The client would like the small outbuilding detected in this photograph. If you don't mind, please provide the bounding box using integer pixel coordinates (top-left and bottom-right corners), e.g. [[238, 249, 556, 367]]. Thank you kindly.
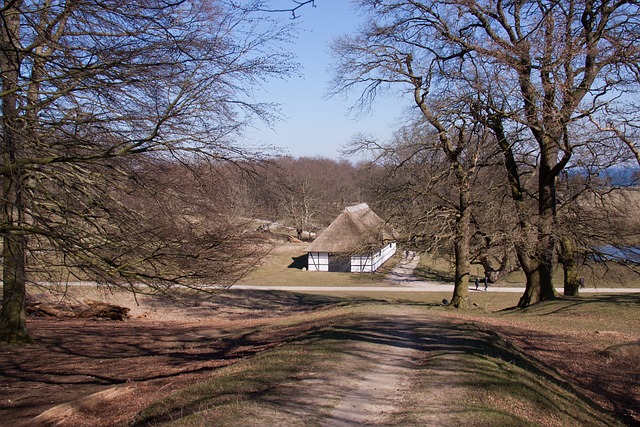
[[305, 203, 396, 273]]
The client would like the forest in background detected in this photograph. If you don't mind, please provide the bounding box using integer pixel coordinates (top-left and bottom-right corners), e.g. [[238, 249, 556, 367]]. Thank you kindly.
[[109, 154, 640, 287]]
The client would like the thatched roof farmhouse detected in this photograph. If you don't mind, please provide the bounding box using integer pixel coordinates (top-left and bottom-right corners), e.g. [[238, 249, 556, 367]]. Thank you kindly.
[[306, 203, 396, 272]]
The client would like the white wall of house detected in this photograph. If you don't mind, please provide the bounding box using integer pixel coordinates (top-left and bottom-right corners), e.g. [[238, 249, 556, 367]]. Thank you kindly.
[[350, 254, 372, 272], [351, 242, 396, 273], [308, 243, 396, 273], [307, 252, 329, 271]]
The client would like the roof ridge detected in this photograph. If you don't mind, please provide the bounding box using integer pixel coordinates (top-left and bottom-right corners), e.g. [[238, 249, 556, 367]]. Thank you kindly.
[[343, 202, 369, 213], [305, 203, 393, 253]]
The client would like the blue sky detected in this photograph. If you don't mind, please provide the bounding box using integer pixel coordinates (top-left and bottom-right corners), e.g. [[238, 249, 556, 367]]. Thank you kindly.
[[246, 1, 410, 160]]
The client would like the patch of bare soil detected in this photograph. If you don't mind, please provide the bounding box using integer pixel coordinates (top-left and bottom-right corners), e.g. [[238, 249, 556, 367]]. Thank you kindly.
[[315, 310, 423, 426], [252, 309, 479, 426], [262, 327, 420, 426], [321, 343, 415, 426]]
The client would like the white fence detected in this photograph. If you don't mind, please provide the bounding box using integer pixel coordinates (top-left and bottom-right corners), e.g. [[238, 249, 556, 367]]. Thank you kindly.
[[350, 242, 396, 273]]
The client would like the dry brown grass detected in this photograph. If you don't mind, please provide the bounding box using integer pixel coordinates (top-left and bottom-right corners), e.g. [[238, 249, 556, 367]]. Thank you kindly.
[[238, 241, 397, 287], [4, 287, 638, 426]]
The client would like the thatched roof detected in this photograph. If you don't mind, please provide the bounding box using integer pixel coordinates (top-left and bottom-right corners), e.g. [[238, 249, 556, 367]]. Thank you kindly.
[[305, 203, 394, 253]]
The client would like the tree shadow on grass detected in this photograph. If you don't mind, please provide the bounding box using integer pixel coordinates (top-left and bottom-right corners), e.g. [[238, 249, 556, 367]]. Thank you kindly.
[[0, 297, 352, 425], [498, 293, 640, 316], [413, 265, 454, 282], [136, 289, 347, 319]]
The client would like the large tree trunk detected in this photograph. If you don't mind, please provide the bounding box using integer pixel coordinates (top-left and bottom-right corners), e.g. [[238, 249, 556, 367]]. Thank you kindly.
[[0, 0, 30, 344], [518, 267, 540, 307], [0, 129, 30, 344], [533, 151, 558, 303], [450, 223, 471, 308], [0, 142, 30, 343], [489, 115, 557, 307], [514, 215, 556, 307], [518, 264, 556, 307], [450, 168, 472, 308], [0, 233, 30, 344], [559, 237, 580, 296], [513, 186, 559, 306], [516, 234, 558, 306], [515, 247, 536, 307]]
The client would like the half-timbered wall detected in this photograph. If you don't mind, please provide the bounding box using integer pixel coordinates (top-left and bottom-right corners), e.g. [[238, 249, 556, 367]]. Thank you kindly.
[[351, 242, 396, 272], [307, 252, 328, 271], [308, 243, 396, 273]]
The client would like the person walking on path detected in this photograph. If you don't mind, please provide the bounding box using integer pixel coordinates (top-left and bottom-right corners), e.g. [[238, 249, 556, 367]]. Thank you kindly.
[[484, 277, 488, 291]]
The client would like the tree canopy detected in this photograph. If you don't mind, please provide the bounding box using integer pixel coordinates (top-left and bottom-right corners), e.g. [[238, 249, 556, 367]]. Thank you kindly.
[[330, 0, 640, 306], [0, 0, 303, 343]]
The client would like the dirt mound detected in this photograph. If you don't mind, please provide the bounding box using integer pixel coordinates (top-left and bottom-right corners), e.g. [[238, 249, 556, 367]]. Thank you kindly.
[[27, 296, 130, 320], [26, 385, 136, 427], [604, 340, 640, 359]]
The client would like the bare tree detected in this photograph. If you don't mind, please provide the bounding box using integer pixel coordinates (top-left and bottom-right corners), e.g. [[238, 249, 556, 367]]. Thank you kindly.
[[273, 157, 362, 238], [0, 0, 302, 343], [331, 0, 640, 306], [286, 173, 317, 240], [351, 112, 490, 308], [556, 166, 640, 292]]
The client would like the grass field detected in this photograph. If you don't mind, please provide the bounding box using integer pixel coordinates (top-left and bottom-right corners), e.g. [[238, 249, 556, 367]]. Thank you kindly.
[[415, 250, 640, 289], [237, 241, 395, 287], [238, 240, 640, 290]]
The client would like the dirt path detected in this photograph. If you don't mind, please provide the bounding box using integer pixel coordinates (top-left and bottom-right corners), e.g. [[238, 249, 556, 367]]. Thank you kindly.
[[258, 307, 465, 426], [385, 251, 422, 284], [318, 311, 422, 425], [289, 257, 477, 425]]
